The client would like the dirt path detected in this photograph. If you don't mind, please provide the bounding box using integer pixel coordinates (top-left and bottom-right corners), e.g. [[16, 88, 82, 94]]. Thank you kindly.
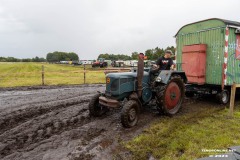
[[0, 84, 230, 160]]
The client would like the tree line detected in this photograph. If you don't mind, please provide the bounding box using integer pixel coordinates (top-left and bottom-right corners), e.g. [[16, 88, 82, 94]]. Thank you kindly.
[[0, 56, 46, 62], [0, 51, 79, 62], [46, 51, 79, 62], [97, 54, 132, 61], [98, 46, 175, 61], [1, 46, 175, 62]]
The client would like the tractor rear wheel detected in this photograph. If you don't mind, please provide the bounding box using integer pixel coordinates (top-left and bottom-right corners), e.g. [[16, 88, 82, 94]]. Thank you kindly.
[[89, 94, 108, 117], [121, 100, 139, 128], [160, 77, 185, 115]]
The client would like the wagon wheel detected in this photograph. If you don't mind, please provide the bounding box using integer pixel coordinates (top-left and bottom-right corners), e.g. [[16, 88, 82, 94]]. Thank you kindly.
[[161, 77, 185, 115], [216, 90, 229, 104]]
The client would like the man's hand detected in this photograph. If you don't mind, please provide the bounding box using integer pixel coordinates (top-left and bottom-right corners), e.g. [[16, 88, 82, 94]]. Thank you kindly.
[[152, 64, 159, 70], [170, 64, 175, 70]]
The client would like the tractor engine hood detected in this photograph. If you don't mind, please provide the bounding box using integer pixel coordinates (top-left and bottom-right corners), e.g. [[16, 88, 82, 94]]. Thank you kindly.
[[105, 71, 149, 99], [107, 72, 148, 78]]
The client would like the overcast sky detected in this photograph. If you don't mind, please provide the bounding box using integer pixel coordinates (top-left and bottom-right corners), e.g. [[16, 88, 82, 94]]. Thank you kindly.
[[0, 0, 239, 60]]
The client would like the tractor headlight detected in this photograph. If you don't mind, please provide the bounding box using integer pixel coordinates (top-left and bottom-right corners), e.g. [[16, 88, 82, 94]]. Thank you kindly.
[[106, 77, 110, 84], [155, 76, 162, 82]]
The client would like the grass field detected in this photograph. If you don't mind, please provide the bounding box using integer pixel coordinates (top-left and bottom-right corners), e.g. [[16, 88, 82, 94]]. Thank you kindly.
[[0, 62, 106, 87], [125, 102, 240, 160]]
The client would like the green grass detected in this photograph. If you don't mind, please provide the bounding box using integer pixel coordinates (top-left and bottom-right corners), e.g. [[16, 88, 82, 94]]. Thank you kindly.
[[125, 103, 240, 160], [0, 62, 106, 87]]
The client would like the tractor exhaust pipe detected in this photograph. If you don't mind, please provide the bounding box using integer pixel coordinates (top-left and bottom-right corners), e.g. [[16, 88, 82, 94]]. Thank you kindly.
[[137, 53, 144, 98]]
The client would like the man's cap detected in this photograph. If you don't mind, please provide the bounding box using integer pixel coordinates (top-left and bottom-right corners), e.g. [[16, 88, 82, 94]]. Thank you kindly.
[[165, 50, 173, 54]]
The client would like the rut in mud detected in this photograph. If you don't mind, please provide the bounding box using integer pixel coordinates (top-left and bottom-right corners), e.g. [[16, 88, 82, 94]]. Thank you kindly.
[[0, 84, 214, 160], [0, 85, 99, 159], [0, 84, 161, 160]]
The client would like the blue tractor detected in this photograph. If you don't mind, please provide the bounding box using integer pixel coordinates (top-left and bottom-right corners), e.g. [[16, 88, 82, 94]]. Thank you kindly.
[[88, 56, 187, 127]]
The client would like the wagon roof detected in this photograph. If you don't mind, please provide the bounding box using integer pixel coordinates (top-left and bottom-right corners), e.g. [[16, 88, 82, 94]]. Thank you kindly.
[[175, 18, 240, 37]]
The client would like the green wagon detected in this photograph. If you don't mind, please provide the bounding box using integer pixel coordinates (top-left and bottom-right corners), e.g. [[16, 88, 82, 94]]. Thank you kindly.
[[175, 18, 240, 104]]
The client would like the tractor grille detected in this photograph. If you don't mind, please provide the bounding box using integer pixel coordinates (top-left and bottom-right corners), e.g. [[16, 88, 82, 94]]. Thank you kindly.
[[110, 78, 135, 92], [110, 79, 119, 91], [105, 91, 112, 97]]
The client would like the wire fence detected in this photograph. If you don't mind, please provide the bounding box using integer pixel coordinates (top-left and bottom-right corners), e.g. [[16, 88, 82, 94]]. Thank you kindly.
[[0, 64, 131, 88]]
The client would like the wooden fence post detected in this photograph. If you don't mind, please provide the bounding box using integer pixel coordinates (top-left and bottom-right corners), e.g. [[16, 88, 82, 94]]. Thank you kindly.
[[229, 83, 236, 117], [84, 64, 86, 84], [42, 65, 45, 85], [229, 83, 240, 117]]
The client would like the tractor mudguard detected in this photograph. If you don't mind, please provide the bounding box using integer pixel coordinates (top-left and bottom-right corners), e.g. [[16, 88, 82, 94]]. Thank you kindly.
[[157, 70, 187, 84]]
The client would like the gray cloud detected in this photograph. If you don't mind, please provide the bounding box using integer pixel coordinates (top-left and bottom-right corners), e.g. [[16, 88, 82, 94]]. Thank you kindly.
[[0, 0, 239, 59]]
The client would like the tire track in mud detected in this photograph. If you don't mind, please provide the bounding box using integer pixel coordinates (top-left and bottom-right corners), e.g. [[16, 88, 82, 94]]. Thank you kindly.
[[0, 85, 107, 160], [0, 95, 111, 159], [0, 84, 201, 160], [0, 101, 121, 160], [0, 94, 95, 135], [67, 109, 153, 160], [0, 93, 90, 112], [0, 102, 94, 159], [67, 98, 200, 160], [0, 90, 97, 115], [0, 97, 196, 159]]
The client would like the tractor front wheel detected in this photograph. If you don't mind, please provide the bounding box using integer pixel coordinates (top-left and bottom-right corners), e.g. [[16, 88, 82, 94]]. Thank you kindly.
[[89, 94, 108, 117], [121, 100, 139, 128]]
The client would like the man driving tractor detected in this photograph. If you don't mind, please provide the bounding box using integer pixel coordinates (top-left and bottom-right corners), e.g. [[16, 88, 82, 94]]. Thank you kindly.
[[89, 50, 186, 128], [150, 50, 174, 81]]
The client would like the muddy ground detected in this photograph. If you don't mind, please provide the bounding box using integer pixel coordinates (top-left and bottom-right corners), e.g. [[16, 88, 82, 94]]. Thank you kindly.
[[0, 84, 228, 160]]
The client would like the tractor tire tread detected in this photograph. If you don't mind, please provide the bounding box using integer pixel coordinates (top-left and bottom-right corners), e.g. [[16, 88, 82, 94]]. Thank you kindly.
[[121, 100, 139, 128], [88, 94, 102, 117], [160, 76, 185, 116]]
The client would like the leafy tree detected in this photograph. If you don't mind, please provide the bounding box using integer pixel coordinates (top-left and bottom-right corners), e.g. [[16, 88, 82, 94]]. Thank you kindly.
[[131, 52, 139, 60], [39, 57, 47, 62], [5, 57, 20, 62], [98, 53, 110, 60], [98, 53, 131, 61], [46, 52, 79, 62], [96, 46, 176, 61], [145, 49, 153, 60], [68, 52, 79, 61], [32, 56, 40, 62], [31, 56, 46, 62], [46, 53, 54, 62], [0, 57, 7, 62], [0, 57, 17, 62], [165, 46, 175, 55], [143, 46, 175, 61], [22, 58, 32, 62]]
